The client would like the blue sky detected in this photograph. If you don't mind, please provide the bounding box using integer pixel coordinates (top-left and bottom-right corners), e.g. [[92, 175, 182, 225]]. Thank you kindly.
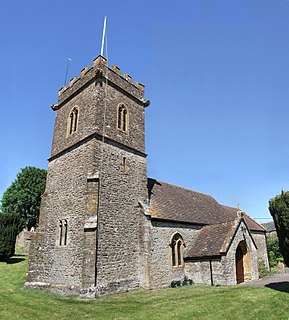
[[1, 0, 289, 222]]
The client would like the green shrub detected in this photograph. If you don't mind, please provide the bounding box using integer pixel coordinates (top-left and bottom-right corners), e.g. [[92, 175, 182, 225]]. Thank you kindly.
[[0, 212, 24, 260], [269, 251, 277, 268], [258, 258, 270, 278], [269, 192, 289, 267], [267, 234, 283, 268]]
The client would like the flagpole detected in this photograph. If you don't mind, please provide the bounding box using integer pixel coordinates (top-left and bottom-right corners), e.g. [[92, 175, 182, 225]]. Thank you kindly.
[[64, 58, 72, 86], [100, 16, 107, 57]]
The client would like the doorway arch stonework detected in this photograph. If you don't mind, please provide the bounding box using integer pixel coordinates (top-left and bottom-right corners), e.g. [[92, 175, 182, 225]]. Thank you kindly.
[[235, 240, 251, 284]]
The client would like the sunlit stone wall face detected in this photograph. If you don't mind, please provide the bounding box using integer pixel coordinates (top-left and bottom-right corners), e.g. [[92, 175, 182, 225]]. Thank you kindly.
[[26, 57, 149, 297]]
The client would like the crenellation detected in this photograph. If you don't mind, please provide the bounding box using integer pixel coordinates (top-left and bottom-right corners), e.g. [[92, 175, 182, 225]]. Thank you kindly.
[[80, 66, 90, 78], [69, 75, 79, 87], [135, 81, 145, 93], [111, 64, 121, 75], [58, 86, 67, 96], [93, 55, 107, 67], [57, 56, 145, 101], [123, 73, 132, 83]]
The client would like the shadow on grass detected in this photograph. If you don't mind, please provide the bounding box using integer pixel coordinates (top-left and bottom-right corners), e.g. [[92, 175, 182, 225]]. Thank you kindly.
[[5, 257, 26, 264], [265, 282, 289, 293]]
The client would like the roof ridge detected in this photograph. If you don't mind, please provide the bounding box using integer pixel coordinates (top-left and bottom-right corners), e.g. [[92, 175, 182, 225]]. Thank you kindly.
[[221, 205, 266, 231], [147, 177, 216, 200]]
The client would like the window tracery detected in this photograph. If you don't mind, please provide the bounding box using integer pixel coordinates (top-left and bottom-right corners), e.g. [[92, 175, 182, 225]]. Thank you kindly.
[[171, 233, 184, 268]]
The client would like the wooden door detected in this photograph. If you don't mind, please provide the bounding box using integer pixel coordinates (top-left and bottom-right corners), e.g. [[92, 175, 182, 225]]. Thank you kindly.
[[236, 246, 244, 284]]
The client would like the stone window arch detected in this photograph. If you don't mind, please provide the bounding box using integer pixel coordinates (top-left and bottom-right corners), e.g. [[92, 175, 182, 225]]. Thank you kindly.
[[117, 104, 128, 132], [170, 233, 185, 268], [67, 107, 79, 136]]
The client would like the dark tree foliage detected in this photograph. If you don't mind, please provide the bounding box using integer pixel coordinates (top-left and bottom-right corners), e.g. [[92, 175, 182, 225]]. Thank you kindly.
[[267, 235, 283, 267], [269, 191, 289, 267], [1, 166, 47, 230], [0, 212, 24, 260]]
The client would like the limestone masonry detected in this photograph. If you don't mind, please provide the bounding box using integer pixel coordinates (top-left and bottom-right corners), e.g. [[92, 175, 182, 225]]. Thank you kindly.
[[25, 55, 269, 297]]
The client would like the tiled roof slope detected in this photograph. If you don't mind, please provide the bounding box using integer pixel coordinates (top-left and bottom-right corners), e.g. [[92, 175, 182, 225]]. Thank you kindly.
[[222, 205, 265, 232], [185, 221, 235, 258], [147, 179, 235, 225], [147, 179, 265, 259], [261, 221, 276, 233], [147, 179, 264, 232]]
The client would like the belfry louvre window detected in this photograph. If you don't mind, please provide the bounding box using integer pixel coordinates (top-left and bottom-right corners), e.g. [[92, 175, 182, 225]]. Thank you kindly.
[[117, 104, 128, 132], [171, 233, 184, 267], [58, 219, 68, 246], [68, 107, 78, 135]]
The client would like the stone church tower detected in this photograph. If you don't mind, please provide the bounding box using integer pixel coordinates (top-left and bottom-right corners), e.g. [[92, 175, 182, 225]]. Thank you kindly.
[[26, 56, 150, 297]]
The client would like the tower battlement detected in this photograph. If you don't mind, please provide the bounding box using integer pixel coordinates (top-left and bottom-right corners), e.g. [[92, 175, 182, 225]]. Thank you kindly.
[[56, 55, 146, 110]]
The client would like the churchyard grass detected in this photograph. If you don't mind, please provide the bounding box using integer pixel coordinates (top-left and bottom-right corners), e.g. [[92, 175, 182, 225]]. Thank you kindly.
[[0, 253, 288, 320]]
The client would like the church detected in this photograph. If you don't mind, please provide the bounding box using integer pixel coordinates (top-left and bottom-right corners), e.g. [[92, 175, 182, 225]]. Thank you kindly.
[[25, 55, 269, 297]]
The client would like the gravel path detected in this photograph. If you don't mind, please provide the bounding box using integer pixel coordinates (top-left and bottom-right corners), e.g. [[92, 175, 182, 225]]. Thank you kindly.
[[241, 273, 289, 290]]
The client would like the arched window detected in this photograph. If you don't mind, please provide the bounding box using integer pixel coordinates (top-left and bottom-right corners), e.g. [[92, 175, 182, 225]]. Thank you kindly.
[[59, 220, 63, 246], [171, 233, 185, 267], [68, 107, 79, 135], [58, 219, 68, 246], [63, 219, 68, 246], [117, 104, 128, 132]]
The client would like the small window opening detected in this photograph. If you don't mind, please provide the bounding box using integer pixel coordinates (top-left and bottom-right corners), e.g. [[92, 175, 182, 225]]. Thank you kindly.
[[73, 110, 78, 132], [123, 109, 127, 132], [118, 106, 122, 129], [69, 113, 74, 135], [117, 104, 128, 132], [122, 156, 128, 172], [59, 221, 63, 246], [177, 240, 182, 266], [172, 238, 176, 266], [63, 219, 68, 246]]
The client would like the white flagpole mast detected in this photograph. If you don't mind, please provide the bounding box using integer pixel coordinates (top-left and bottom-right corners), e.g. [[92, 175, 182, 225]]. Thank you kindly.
[[64, 58, 72, 86], [100, 16, 107, 57]]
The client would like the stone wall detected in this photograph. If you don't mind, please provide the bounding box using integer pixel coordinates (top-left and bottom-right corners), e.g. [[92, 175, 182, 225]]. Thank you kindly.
[[93, 142, 148, 296], [223, 220, 259, 284], [16, 230, 34, 253], [185, 220, 259, 285], [51, 57, 146, 158], [251, 231, 270, 270], [26, 139, 97, 293], [26, 56, 149, 296], [148, 220, 202, 289], [185, 259, 227, 285]]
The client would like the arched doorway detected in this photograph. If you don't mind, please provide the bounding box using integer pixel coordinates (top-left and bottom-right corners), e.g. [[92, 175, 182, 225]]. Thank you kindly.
[[235, 241, 251, 284]]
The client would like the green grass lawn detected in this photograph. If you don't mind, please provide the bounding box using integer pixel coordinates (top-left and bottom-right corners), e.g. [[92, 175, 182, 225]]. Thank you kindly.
[[0, 253, 289, 320]]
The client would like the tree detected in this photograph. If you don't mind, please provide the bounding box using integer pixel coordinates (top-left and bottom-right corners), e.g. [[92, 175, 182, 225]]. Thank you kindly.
[[1, 166, 47, 230], [266, 234, 283, 267], [0, 212, 24, 260], [269, 191, 289, 267]]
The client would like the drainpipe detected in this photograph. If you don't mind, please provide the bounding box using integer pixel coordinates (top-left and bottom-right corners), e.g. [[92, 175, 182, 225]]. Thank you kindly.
[[209, 259, 214, 286]]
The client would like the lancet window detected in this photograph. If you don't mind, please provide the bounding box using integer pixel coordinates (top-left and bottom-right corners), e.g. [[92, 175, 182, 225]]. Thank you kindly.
[[58, 219, 68, 246], [117, 104, 128, 132], [171, 233, 184, 267], [68, 107, 79, 135]]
